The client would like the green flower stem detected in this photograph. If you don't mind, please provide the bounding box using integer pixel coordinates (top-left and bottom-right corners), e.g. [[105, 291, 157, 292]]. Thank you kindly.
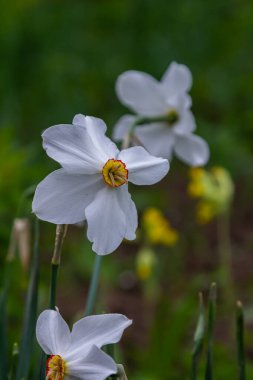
[[217, 211, 234, 309], [49, 224, 68, 309], [39, 225, 67, 380], [191, 292, 205, 380], [205, 283, 216, 380], [133, 114, 170, 126], [49, 264, 59, 309], [84, 254, 103, 316], [16, 217, 40, 380], [236, 301, 246, 380]]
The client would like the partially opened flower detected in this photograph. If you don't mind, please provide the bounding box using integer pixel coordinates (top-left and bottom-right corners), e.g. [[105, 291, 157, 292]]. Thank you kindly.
[[36, 309, 132, 380], [32, 114, 169, 255], [113, 61, 209, 167]]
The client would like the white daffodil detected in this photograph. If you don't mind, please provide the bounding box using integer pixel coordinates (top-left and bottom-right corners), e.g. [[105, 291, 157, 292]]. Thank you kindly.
[[36, 309, 132, 380], [113, 61, 209, 167], [32, 114, 169, 255]]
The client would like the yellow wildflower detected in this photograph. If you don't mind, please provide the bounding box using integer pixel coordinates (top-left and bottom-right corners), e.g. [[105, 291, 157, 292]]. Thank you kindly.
[[136, 247, 156, 281], [188, 166, 234, 223], [196, 201, 216, 224], [142, 208, 178, 246]]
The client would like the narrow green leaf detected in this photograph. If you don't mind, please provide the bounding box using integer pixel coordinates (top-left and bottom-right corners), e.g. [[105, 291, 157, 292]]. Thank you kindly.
[[9, 343, 19, 380], [0, 289, 8, 380], [205, 283, 217, 380], [16, 218, 40, 380], [236, 301, 246, 380], [191, 292, 205, 380], [39, 353, 46, 380]]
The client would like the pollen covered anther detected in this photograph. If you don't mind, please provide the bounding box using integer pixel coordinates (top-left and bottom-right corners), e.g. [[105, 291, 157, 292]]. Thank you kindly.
[[102, 159, 128, 188], [46, 355, 66, 380]]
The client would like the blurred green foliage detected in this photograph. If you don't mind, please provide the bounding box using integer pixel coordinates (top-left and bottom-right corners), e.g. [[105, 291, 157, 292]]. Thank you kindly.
[[1, 0, 253, 379]]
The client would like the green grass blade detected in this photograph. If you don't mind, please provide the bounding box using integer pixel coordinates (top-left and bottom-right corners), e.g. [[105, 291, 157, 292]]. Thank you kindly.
[[9, 343, 19, 380], [205, 283, 217, 380], [236, 301, 246, 380], [0, 289, 8, 380], [39, 353, 46, 380], [16, 218, 40, 380], [191, 292, 205, 380]]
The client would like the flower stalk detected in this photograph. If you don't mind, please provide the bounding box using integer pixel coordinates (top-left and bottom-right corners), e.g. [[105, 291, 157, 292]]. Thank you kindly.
[[49, 224, 68, 309], [236, 301, 246, 380], [205, 283, 216, 380], [84, 254, 103, 316], [51, 224, 68, 265]]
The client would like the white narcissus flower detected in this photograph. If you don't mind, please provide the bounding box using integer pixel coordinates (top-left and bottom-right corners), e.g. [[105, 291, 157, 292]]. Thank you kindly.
[[36, 309, 132, 380], [113, 61, 209, 167], [32, 114, 169, 255]]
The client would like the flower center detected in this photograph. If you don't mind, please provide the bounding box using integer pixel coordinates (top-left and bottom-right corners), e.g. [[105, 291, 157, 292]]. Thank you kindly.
[[102, 159, 128, 187], [46, 355, 66, 380], [167, 109, 179, 125]]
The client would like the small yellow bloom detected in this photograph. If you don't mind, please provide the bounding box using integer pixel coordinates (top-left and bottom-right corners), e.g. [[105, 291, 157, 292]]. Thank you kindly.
[[188, 181, 205, 198], [142, 208, 178, 246], [136, 248, 156, 281], [189, 167, 205, 180], [196, 201, 216, 224], [188, 166, 234, 223]]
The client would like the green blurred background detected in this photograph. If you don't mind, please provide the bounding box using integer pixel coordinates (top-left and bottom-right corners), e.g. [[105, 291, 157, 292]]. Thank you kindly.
[[1, 0, 253, 379]]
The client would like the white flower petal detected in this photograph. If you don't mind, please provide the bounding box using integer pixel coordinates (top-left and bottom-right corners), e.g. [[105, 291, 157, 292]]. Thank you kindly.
[[73, 115, 119, 159], [118, 146, 169, 185], [36, 310, 71, 355], [85, 186, 128, 255], [116, 71, 167, 115], [135, 123, 176, 160], [73, 114, 106, 133], [173, 109, 196, 135], [66, 345, 117, 380], [182, 93, 192, 108], [32, 169, 103, 224], [174, 134, 210, 166], [66, 314, 132, 360], [166, 92, 192, 111], [42, 124, 107, 174], [112, 115, 136, 141], [119, 187, 138, 240], [161, 61, 193, 98]]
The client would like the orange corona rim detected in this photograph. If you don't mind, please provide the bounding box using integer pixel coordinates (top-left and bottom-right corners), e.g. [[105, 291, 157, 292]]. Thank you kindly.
[[102, 159, 128, 188], [46, 355, 66, 380]]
